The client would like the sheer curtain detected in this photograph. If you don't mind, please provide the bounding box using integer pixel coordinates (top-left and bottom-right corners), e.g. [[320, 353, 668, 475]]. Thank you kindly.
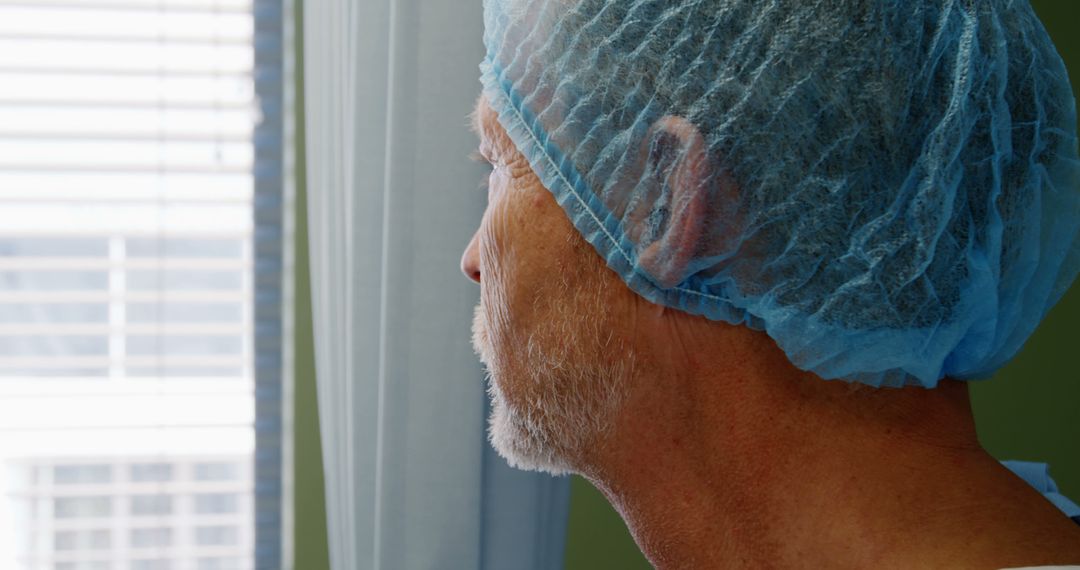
[[302, 1, 571, 568]]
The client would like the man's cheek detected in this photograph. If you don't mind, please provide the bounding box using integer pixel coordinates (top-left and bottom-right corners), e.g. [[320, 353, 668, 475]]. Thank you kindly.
[[477, 216, 516, 332]]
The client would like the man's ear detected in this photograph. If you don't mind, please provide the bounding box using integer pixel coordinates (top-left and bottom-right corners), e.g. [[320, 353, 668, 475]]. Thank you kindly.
[[629, 115, 710, 289]]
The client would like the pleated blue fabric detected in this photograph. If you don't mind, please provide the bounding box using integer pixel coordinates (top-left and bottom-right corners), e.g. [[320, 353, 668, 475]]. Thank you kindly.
[[480, 0, 1080, 387]]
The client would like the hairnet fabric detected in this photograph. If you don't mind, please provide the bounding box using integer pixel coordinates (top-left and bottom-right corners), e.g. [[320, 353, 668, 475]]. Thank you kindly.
[[479, 0, 1080, 387]]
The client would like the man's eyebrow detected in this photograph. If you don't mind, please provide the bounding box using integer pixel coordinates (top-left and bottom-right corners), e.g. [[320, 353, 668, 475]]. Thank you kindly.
[[468, 98, 486, 137], [468, 150, 488, 163]]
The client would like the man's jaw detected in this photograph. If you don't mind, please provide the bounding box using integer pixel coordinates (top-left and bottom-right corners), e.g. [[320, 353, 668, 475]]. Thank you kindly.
[[472, 301, 575, 474]]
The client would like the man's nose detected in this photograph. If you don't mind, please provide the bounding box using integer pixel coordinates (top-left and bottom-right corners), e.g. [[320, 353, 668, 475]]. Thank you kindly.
[[461, 232, 481, 284]]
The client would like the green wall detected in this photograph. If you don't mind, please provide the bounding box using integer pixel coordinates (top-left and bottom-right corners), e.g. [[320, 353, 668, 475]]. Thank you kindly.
[[967, 0, 1080, 500], [292, 2, 1080, 568], [292, 0, 331, 567]]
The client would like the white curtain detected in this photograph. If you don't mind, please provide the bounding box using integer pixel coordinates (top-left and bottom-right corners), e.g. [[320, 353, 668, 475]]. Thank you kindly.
[[302, 1, 571, 568]]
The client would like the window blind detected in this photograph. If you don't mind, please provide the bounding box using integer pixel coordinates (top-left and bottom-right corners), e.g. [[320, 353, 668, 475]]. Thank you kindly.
[[0, 1, 283, 569]]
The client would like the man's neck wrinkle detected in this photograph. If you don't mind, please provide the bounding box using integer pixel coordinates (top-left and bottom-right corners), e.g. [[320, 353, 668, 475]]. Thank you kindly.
[[588, 410, 997, 569], [570, 306, 1080, 568], [577, 317, 1080, 568]]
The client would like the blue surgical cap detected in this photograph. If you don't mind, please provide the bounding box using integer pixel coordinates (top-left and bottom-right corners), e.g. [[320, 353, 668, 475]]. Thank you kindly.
[[479, 0, 1080, 387]]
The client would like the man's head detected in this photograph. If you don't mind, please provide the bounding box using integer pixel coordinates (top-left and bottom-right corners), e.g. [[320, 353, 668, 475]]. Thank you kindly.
[[464, 98, 641, 474], [475, 0, 1080, 389], [465, 0, 1080, 473], [465, 97, 761, 475]]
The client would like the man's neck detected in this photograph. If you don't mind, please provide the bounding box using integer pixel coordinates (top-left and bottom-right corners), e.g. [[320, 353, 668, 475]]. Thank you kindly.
[[577, 333, 1080, 569]]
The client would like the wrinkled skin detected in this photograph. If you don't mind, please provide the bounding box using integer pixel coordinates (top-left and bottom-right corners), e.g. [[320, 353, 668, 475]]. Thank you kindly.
[[463, 97, 639, 475]]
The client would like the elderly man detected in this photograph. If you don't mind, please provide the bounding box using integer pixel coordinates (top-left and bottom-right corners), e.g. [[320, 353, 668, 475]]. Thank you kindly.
[[461, 1, 1080, 568]]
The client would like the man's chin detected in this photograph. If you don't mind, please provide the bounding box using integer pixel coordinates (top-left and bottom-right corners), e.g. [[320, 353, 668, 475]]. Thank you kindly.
[[472, 303, 570, 473], [486, 393, 575, 476], [470, 295, 632, 477]]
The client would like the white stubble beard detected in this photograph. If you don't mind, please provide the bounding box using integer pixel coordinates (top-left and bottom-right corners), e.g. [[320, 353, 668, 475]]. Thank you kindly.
[[471, 280, 636, 476]]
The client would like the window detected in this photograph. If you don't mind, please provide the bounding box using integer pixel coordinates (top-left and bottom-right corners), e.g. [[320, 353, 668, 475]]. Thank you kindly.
[[54, 497, 112, 519], [130, 527, 173, 548], [53, 529, 110, 551], [130, 463, 173, 483], [127, 303, 243, 325], [53, 562, 109, 570], [0, 1, 286, 568], [194, 526, 239, 547], [130, 561, 171, 570], [196, 558, 241, 570], [130, 495, 173, 517], [192, 462, 239, 482], [194, 493, 240, 515], [54, 465, 111, 485]]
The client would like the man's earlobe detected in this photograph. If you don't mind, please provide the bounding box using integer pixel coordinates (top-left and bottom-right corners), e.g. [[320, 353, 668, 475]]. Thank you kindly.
[[630, 115, 710, 289]]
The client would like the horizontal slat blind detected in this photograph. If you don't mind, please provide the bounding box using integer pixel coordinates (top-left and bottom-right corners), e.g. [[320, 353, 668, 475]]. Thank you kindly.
[[0, 2, 262, 569]]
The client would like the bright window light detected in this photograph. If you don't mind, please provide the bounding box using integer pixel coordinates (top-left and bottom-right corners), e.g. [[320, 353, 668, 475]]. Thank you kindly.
[[0, 2, 259, 569]]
